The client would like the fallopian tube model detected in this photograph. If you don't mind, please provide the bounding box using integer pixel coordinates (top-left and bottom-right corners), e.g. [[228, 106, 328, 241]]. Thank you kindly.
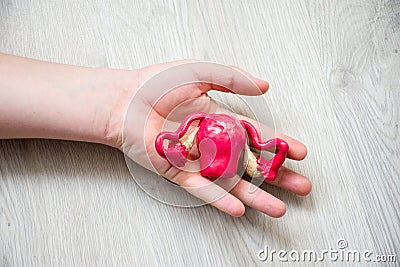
[[155, 112, 289, 181]]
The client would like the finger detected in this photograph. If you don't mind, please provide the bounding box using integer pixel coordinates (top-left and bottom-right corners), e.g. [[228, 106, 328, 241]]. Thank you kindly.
[[217, 176, 286, 218], [139, 59, 200, 82], [228, 65, 270, 94], [194, 64, 269, 96], [170, 171, 245, 217], [139, 59, 269, 95], [140, 60, 269, 96], [266, 166, 312, 196]]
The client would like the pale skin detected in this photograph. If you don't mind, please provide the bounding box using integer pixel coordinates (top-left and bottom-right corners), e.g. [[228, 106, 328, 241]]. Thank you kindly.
[[0, 53, 312, 217]]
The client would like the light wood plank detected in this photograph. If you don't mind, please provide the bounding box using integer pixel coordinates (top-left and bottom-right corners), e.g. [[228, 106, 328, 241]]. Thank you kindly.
[[0, 0, 398, 266]]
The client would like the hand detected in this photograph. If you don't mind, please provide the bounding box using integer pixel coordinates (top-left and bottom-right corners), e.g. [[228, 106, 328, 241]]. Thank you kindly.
[[0, 54, 311, 218], [108, 60, 312, 217]]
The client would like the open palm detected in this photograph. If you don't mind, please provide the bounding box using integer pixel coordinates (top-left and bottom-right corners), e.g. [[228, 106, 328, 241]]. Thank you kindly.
[[121, 60, 311, 217]]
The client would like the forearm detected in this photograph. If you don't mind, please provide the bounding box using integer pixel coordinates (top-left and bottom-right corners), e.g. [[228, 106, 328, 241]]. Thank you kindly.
[[0, 53, 135, 147]]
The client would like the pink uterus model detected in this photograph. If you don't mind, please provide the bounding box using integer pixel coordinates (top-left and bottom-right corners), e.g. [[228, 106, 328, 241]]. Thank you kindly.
[[155, 112, 289, 181]]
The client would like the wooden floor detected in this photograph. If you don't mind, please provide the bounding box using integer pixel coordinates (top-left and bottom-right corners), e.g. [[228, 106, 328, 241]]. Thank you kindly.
[[1, 0, 399, 266]]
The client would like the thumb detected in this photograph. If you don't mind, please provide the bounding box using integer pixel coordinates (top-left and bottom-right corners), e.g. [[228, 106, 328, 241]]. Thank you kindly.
[[135, 61, 270, 107], [192, 62, 270, 96]]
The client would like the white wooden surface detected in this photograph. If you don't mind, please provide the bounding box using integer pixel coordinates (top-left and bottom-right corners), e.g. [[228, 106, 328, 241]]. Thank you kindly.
[[0, 0, 399, 266]]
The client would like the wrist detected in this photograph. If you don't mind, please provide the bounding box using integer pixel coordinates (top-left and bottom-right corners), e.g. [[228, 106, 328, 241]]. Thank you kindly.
[[94, 68, 138, 149], [0, 54, 139, 148]]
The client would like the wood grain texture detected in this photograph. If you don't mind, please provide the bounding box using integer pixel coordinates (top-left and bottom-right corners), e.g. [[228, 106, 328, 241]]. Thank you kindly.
[[0, 0, 399, 266]]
